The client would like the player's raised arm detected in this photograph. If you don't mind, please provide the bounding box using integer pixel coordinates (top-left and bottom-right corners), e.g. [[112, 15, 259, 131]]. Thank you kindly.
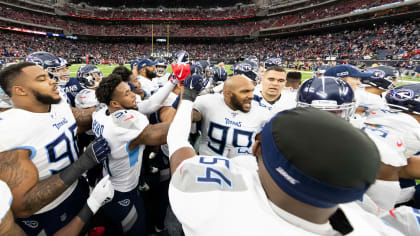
[[168, 75, 208, 174], [0, 137, 110, 218]]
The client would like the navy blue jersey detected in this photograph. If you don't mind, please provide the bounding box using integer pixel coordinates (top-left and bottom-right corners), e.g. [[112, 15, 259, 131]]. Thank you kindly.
[[61, 77, 83, 107]]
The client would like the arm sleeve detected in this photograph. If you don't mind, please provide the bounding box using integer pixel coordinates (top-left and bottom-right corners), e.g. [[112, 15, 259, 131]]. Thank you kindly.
[[168, 100, 194, 158], [137, 81, 176, 115], [192, 94, 207, 115]]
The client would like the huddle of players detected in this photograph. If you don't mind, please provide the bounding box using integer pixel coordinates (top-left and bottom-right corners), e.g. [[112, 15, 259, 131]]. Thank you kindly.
[[0, 49, 418, 236]]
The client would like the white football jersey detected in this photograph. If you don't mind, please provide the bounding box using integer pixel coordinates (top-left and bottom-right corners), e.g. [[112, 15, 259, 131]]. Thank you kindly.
[[75, 89, 99, 109], [350, 114, 407, 167], [361, 109, 420, 158], [138, 75, 159, 99], [0, 101, 79, 213], [92, 107, 149, 192], [152, 73, 171, 88], [355, 89, 388, 110], [169, 155, 403, 236], [253, 88, 297, 113], [0, 180, 12, 224], [193, 93, 271, 158]]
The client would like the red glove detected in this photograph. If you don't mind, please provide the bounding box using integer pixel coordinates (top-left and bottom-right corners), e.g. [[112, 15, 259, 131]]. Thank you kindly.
[[171, 64, 191, 83]]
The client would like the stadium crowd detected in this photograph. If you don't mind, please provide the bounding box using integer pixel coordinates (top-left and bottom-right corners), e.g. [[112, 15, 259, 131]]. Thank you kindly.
[[0, 0, 402, 37], [0, 45, 420, 236], [0, 20, 418, 61]]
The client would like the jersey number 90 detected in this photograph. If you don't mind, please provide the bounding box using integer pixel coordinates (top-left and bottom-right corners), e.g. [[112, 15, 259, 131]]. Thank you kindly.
[[207, 122, 254, 156]]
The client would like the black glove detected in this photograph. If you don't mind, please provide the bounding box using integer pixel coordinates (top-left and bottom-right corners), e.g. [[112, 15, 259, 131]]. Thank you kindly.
[[182, 74, 208, 102], [60, 136, 111, 186]]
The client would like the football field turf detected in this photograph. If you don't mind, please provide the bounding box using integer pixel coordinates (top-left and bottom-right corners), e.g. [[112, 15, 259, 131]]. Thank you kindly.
[[69, 64, 417, 85]]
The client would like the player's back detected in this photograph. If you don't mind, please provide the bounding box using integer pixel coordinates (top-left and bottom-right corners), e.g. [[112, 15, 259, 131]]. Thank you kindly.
[[0, 102, 79, 213], [169, 155, 402, 236], [194, 93, 270, 158]]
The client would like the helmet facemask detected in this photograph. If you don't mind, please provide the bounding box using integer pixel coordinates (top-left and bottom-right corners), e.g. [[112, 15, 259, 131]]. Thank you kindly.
[[297, 100, 356, 120]]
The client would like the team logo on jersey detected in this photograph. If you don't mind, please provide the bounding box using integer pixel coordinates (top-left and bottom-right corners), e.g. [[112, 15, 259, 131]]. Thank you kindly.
[[397, 140, 403, 148], [60, 213, 67, 222], [124, 115, 134, 121], [22, 220, 39, 228], [118, 199, 130, 207], [230, 112, 238, 118], [392, 89, 414, 102]]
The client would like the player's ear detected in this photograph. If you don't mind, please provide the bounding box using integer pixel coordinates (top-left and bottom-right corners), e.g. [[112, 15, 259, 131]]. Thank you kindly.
[[109, 100, 120, 109], [13, 85, 27, 96]]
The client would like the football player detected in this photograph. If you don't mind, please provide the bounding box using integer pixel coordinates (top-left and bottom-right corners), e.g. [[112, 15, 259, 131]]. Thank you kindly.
[[253, 66, 296, 113], [0, 175, 114, 236], [192, 75, 271, 158], [26, 52, 83, 107], [153, 57, 171, 87], [285, 71, 302, 90], [165, 75, 402, 235], [296, 76, 420, 235], [75, 64, 103, 109], [132, 58, 158, 99], [92, 73, 181, 235], [0, 62, 110, 235], [324, 64, 389, 112]]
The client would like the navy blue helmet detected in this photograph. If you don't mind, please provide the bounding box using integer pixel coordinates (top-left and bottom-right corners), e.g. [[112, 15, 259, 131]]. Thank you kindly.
[[264, 57, 281, 69], [246, 55, 259, 65], [190, 64, 204, 76], [174, 50, 189, 64], [155, 57, 168, 77], [297, 76, 356, 120], [26, 51, 66, 84], [385, 83, 420, 115], [213, 67, 228, 83], [363, 66, 397, 90], [234, 62, 258, 82], [77, 64, 103, 88]]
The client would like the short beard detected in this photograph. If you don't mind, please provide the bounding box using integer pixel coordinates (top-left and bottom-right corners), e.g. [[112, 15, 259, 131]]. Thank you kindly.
[[230, 93, 249, 113], [146, 70, 157, 79], [32, 90, 61, 105]]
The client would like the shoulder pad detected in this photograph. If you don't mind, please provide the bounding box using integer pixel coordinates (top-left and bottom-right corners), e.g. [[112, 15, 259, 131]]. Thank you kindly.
[[75, 89, 98, 108], [112, 109, 146, 130]]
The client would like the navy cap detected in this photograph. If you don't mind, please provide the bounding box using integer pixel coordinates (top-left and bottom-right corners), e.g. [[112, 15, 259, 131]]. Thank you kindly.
[[136, 58, 157, 70], [324, 64, 374, 78]]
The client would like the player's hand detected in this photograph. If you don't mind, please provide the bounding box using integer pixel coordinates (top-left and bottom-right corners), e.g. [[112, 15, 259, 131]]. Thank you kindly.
[[169, 74, 179, 85], [183, 74, 208, 102], [88, 136, 111, 164], [171, 64, 191, 83], [87, 175, 114, 213], [132, 63, 139, 77]]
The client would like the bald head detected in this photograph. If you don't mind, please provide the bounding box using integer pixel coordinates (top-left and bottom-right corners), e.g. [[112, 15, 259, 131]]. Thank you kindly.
[[223, 75, 254, 113], [223, 75, 253, 94]]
